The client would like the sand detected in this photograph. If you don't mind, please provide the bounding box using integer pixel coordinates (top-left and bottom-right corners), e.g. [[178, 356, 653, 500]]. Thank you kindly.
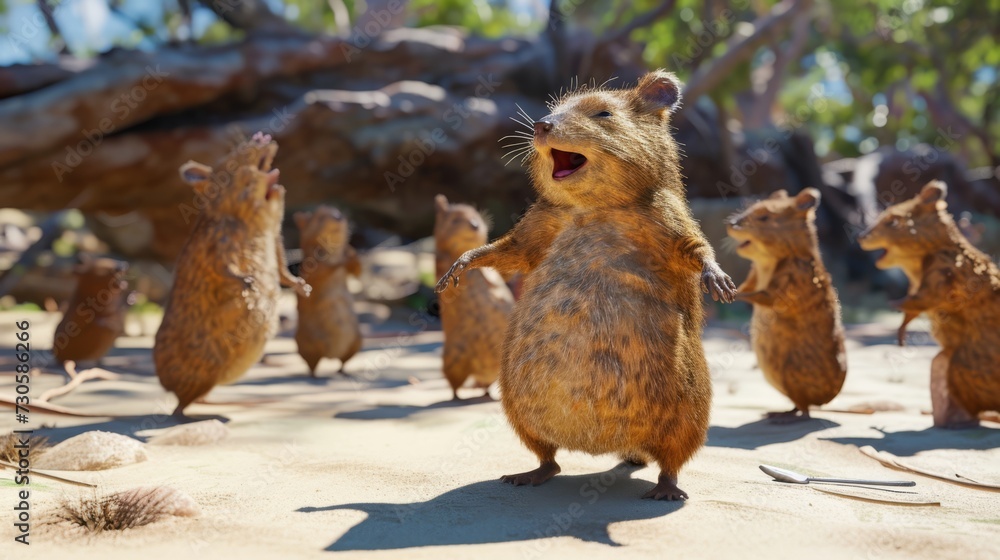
[[1, 302, 998, 560]]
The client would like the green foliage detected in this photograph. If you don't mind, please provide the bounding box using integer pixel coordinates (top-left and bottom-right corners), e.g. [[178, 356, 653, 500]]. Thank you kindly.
[[407, 0, 537, 37], [4, 302, 41, 312], [622, 0, 998, 164], [282, 0, 353, 33], [128, 297, 163, 316], [808, 0, 999, 162], [197, 20, 245, 44]]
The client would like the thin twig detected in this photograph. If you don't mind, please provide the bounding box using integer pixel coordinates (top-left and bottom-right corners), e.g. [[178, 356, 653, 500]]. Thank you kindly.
[[0, 460, 97, 488]]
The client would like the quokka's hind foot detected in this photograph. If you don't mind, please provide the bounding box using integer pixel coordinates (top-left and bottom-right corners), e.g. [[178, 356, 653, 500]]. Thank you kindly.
[[501, 461, 561, 486], [642, 473, 688, 501], [303, 357, 320, 377], [336, 360, 354, 376], [766, 407, 810, 424]]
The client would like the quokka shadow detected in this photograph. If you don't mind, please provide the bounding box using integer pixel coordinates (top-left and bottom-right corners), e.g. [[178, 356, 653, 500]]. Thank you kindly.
[[707, 417, 840, 450], [334, 394, 495, 421], [298, 464, 681, 551], [825, 425, 1000, 457]]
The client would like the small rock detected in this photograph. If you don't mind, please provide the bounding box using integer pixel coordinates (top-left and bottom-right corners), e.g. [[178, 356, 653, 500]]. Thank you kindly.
[[35, 431, 147, 471], [147, 420, 229, 446]]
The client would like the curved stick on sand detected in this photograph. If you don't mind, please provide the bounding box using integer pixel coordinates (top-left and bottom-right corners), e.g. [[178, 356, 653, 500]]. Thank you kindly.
[[859, 445, 1000, 492], [0, 460, 97, 488], [37, 362, 121, 403], [0, 396, 108, 417]]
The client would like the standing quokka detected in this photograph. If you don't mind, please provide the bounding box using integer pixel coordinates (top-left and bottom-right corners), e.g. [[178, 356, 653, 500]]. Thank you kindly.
[[434, 194, 514, 400], [437, 70, 737, 500], [726, 189, 847, 422], [859, 181, 1000, 428], [293, 206, 362, 376], [154, 132, 310, 417], [52, 257, 133, 365]]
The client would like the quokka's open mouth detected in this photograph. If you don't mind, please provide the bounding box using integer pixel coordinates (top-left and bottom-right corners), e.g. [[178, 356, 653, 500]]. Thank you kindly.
[[551, 148, 587, 179]]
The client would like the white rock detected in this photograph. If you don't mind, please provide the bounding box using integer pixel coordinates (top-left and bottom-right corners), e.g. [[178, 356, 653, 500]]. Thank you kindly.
[[147, 420, 229, 446], [35, 431, 147, 471]]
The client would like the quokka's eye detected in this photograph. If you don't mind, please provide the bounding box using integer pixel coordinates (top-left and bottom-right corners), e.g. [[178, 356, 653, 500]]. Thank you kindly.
[[757, 214, 770, 222], [594, 111, 612, 118]]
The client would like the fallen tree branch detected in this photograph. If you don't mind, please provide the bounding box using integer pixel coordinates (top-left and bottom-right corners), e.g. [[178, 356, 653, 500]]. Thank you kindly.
[[0, 35, 354, 168]]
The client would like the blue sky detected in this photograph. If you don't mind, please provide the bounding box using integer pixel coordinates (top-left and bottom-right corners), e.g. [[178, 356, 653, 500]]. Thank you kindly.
[[0, 0, 254, 65], [0, 0, 540, 65]]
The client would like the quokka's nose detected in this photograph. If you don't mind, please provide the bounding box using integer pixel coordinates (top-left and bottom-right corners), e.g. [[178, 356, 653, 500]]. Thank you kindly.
[[534, 121, 553, 136]]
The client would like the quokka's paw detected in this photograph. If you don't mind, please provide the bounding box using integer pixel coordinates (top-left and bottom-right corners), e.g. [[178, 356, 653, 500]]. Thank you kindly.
[[702, 262, 737, 303], [435, 257, 470, 293], [292, 278, 312, 297]]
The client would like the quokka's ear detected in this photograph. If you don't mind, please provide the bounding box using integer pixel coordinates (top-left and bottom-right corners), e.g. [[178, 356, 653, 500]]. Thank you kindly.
[[179, 161, 215, 198], [630, 70, 683, 115], [769, 189, 789, 200], [434, 194, 449, 214], [794, 188, 821, 211], [918, 180, 947, 204], [293, 211, 311, 230]]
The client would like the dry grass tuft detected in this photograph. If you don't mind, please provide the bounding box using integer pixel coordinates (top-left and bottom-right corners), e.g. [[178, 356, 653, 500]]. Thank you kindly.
[[49, 487, 175, 533], [0, 432, 49, 463]]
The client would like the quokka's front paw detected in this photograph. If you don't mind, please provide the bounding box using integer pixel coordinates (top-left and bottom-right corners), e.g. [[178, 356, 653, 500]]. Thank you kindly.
[[435, 257, 470, 293], [293, 278, 312, 297], [702, 262, 737, 303]]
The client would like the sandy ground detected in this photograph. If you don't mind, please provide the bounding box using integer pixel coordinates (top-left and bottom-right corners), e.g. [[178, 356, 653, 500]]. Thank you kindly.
[[1, 300, 999, 560]]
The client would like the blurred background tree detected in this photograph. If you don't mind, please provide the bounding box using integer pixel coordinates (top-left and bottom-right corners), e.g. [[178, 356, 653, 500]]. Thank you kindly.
[[2, 0, 993, 165]]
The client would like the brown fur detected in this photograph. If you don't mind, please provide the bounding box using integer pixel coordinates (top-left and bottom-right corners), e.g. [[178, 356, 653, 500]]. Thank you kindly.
[[436, 70, 736, 499], [859, 181, 1000, 426], [52, 258, 131, 364], [727, 189, 847, 420], [154, 133, 310, 416], [434, 195, 513, 399], [293, 206, 362, 376]]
